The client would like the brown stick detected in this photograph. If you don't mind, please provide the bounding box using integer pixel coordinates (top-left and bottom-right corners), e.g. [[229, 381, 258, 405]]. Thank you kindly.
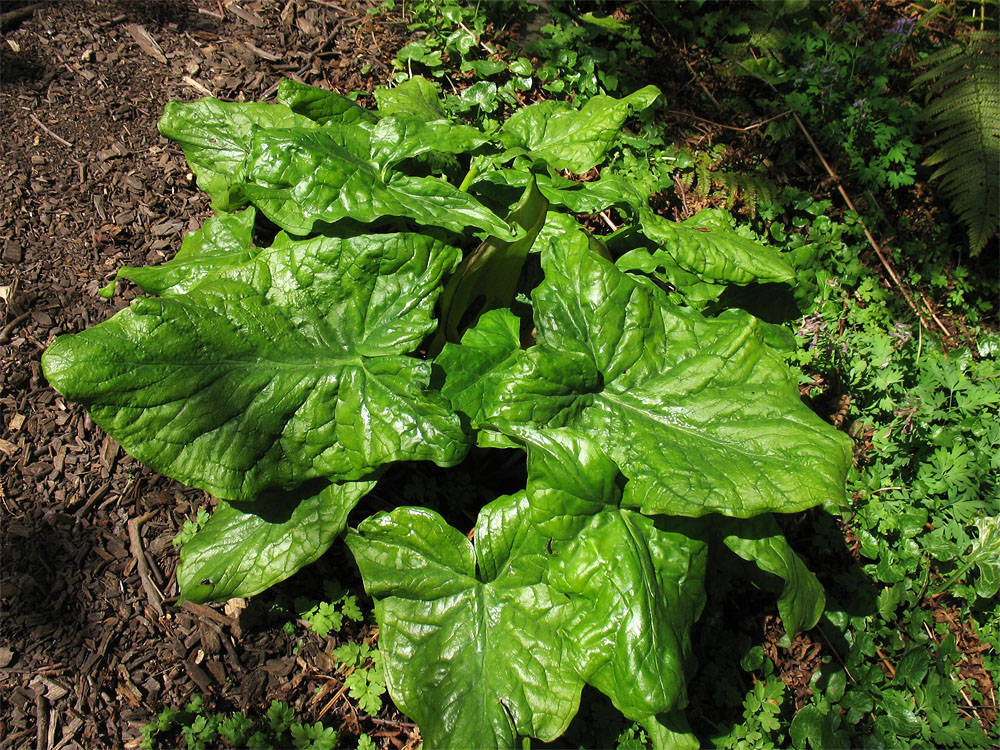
[[0, 311, 30, 345], [0, 1, 50, 30], [34, 690, 49, 750], [788, 112, 937, 333], [29, 114, 73, 148], [673, 174, 691, 218], [669, 109, 793, 133], [128, 510, 164, 617], [921, 294, 953, 338], [181, 600, 237, 629]]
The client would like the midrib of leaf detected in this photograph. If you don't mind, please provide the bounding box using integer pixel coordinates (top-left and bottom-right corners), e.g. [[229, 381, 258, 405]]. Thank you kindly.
[[70, 351, 365, 371], [596, 389, 761, 459]]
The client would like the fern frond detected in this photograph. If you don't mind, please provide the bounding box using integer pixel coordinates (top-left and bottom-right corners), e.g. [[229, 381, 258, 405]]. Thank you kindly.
[[713, 170, 780, 217], [914, 31, 1000, 254]]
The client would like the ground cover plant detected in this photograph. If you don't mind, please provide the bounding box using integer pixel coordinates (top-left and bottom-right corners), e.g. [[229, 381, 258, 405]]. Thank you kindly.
[[40, 68, 856, 747], [356, 1, 1000, 747]]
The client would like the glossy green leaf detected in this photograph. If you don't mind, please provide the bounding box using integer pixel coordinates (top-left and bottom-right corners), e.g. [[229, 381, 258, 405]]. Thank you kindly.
[[241, 128, 513, 238], [970, 516, 1000, 598], [500, 86, 661, 173], [158, 98, 318, 210], [475, 169, 644, 214], [720, 514, 825, 646], [178, 479, 375, 603], [950, 516, 1000, 598], [486, 234, 851, 517], [369, 116, 489, 172], [616, 245, 728, 305], [43, 231, 468, 500], [530, 210, 612, 260], [374, 76, 446, 121], [638, 208, 794, 286], [436, 308, 524, 445], [347, 502, 582, 749], [100, 208, 258, 299], [276, 78, 377, 126], [515, 427, 707, 721]]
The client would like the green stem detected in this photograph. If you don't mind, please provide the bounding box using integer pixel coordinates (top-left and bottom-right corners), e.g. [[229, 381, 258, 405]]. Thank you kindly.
[[458, 156, 482, 193], [933, 557, 977, 596]]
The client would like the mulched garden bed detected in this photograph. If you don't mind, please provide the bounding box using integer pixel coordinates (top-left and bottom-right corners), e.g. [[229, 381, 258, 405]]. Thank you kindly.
[[0, 2, 416, 747], [6, 2, 990, 748]]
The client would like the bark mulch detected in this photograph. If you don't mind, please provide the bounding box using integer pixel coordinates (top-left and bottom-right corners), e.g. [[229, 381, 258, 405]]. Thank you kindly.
[[0, 2, 416, 747]]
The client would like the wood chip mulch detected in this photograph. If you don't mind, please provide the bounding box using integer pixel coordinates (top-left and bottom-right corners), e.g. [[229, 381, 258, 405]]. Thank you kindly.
[[0, 1, 415, 747]]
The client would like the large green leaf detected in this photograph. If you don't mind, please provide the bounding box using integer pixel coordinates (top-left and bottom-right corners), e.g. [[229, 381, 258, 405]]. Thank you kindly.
[[43, 231, 468, 500], [436, 308, 525, 439], [158, 99, 318, 210], [719, 514, 825, 646], [530, 209, 612, 260], [515, 427, 707, 723], [100, 208, 258, 299], [347, 501, 582, 749], [500, 86, 661, 173], [369, 116, 489, 173], [276, 78, 377, 126], [476, 169, 644, 214], [637, 208, 794, 286], [178, 479, 376, 603], [374, 75, 446, 121], [240, 128, 514, 238], [485, 235, 851, 518]]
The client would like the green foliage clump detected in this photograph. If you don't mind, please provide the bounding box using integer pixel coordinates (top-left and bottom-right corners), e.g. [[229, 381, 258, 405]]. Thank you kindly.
[[43, 69, 850, 747], [139, 696, 342, 750]]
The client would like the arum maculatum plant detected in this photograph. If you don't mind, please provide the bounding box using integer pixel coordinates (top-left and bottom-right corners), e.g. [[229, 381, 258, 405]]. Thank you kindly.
[[43, 76, 851, 748]]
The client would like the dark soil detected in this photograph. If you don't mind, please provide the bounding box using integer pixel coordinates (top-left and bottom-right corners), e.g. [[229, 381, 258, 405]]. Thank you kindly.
[[0, 2, 417, 747]]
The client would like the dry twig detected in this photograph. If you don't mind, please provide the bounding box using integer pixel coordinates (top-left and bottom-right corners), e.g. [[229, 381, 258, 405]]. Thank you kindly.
[[669, 109, 792, 133], [128, 510, 164, 617], [29, 114, 73, 148], [788, 112, 944, 336], [0, 311, 30, 345]]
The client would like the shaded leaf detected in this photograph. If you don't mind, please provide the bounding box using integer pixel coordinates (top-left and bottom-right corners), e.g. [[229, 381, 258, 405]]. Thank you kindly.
[[178, 479, 375, 602], [720, 514, 825, 646], [435, 175, 548, 347]]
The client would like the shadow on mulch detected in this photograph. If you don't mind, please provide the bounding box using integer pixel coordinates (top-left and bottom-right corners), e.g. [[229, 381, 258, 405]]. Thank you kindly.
[[0, 43, 47, 84], [2, 515, 107, 657]]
